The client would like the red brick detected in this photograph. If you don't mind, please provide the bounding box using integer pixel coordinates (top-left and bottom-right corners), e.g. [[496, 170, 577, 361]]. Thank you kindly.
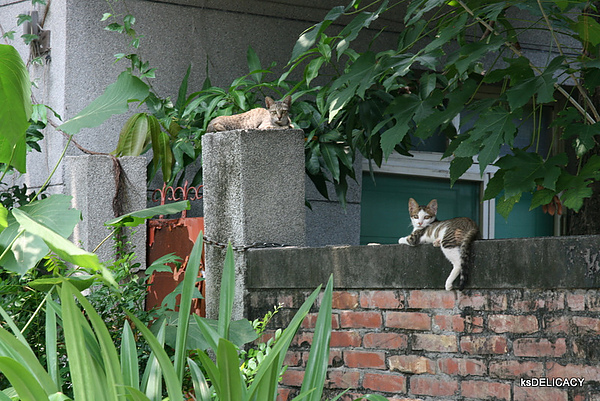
[[292, 332, 313, 347], [462, 380, 511, 400], [437, 357, 487, 376], [433, 314, 483, 333], [547, 362, 600, 381], [459, 292, 508, 311], [413, 334, 458, 352], [385, 312, 431, 330], [344, 350, 386, 369], [329, 349, 343, 367], [460, 336, 508, 355], [512, 291, 565, 311], [283, 351, 302, 367], [326, 369, 360, 389], [573, 316, 600, 334], [360, 290, 404, 309], [340, 311, 383, 329], [544, 316, 571, 334], [363, 372, 406, 394], [410, 375, 458, 397], [330, 331, 362, 347], [301, 312, 340, 329], [277, 387, 292, 401], [567, 292, 586, 311], [490, 360, 544, 379], [514, 386, 568, 401], [281, 368, 304, 387], [513, 338, 566, 357], [363, 332, 408, 350], [488, 314, 538, 334], [408, 290, 455, 309], [389, 355, 435, 374], [332, 291, 359, 309]]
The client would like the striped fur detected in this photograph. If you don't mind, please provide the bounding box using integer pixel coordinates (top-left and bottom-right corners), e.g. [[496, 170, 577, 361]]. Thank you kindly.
[[399, 198, 479, 290]]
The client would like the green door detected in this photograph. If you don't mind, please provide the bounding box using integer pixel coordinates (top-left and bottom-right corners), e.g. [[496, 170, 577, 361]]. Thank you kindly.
[[360, 173, 481, 244]]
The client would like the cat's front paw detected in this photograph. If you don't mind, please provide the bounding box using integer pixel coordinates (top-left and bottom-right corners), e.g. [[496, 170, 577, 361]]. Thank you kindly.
[[398, 237, 409, 245], [445, 281, 453, 291]]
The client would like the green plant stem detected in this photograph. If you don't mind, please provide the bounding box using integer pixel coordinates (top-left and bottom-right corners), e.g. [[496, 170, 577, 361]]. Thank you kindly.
[[30, 133, 73, 204], [21, 289, 53, 334], [92, 227, 117, 254]]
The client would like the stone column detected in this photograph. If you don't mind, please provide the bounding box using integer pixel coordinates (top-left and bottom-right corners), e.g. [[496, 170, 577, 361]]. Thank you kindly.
[[202, 129, 306, 320], [64, 155, 147, 269]]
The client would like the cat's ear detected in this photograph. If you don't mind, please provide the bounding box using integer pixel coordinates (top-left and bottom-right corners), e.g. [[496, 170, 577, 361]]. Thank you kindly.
[[427, 199, 438, 215], [283, 95, 292, 107], [265, 96, 274, 108], [408, 198, 419, 214]]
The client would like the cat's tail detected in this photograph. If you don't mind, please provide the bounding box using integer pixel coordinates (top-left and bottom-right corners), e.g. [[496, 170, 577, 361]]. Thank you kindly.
[[458, 227, 480, 290]]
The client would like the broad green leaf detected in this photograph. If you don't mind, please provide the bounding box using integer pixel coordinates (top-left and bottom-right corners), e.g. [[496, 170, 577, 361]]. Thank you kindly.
[[571, 14, 600, 46], [11, 208, 116, 287], [563, 122, 600, 158], [0, 204, 7, 232], [247, 46, 262, 83], [424, 13, 467, 53], [530, 188, 556, 210], [496, 193, 521, 220], [484, 56, 535, 84], [28, 276, 95, 291], [483, 170, 505, 200], [0, 195, 81, 276], [498, 151, 567, 197], [0, 44, 31, 173], [0, 357, 50, 401], [105, 200, 190, 227], [175, 65, 192, 113], [45, 299, 60, 389], [58, 71, 149, 135], [336, 1, 388, 57], [320, 143, 341, 182]]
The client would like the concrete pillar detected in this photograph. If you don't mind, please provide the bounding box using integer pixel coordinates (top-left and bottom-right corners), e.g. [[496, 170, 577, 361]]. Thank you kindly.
[[64, 155, 147, 269], [202, 129, 306, 320]]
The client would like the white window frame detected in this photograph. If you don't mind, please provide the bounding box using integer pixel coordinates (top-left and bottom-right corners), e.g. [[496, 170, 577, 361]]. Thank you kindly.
[[362, 151, 498, 239]]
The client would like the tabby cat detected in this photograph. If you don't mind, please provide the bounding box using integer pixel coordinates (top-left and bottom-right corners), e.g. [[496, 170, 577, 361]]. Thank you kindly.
[[206, 96, 292, 132], [398, 198, 479, 291]]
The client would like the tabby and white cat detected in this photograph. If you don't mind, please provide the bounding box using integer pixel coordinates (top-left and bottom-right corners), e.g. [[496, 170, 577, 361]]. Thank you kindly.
[[398, 198, 479, 291], [206, 96, 292, 132]]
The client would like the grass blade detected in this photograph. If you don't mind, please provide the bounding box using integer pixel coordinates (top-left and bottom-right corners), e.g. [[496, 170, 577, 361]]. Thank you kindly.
[[121, 321, 139, 390], [0, 356, 49, 401], [300, 275, 333, 401], [45, 295, 60, 388], [193, 314, 219, 352], [174, 231, 203, 380], [0, 304, 29, 346], [187, 357, 212, 401], [218, 244, 235, 340], [126, 312, 184, 401], [141, 320, 165, 401], [195, 351, 221, 396], [217, 338, 244, 401], [247, 284, 322, 400]]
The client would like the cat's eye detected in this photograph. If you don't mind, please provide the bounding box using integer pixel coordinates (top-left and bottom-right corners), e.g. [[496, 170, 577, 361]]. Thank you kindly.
[[424, 215, 431, 219], [411, 215, 418, 219]]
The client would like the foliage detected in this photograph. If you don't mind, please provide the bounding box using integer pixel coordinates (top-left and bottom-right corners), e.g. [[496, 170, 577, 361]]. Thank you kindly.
[[283, 0, 600, 217]]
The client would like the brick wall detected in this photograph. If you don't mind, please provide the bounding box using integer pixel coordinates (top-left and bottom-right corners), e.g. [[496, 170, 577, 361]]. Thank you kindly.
[[251, 288, 600, 400], [245, 236, 600, 400]]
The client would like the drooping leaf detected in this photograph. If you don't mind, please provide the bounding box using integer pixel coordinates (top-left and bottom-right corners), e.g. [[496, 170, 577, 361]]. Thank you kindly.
[[0, 195, 81, 276], [112, 113, 154, 156], [58, 71, 149, 135], [0, 44, 32, 173], [105, 200, 190, 227]]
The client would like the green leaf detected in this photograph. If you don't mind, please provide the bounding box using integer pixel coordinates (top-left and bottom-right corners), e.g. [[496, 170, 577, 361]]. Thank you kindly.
[[121, 322, 139, 391], [0, 204, 7, 232], [530, 188, 556, 210], [0, 45, 31, 173], [218, 244, 235, 340], [217, 339, 245, 401], [424, 13, 467, 53], [300, 275, 333, 401], [174, 235, 203, 381], [571, 14, 600, 46], [113, 113, 153, 156], [320, 143, 341, 182], [449, 157, 473, 186], [563, 122, 600, 158], [247, 46, 262, 83], [175, 65, 192, 114], [496, 193, 521, 220], [11, 208, 117, 287], [0, 195, 81, 276], [0, 357, 50, 401], [187, 358, 212, 401], [105, 200, 190, 227], [58, 72, 149, 135], [28, 276, 95, 291]]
